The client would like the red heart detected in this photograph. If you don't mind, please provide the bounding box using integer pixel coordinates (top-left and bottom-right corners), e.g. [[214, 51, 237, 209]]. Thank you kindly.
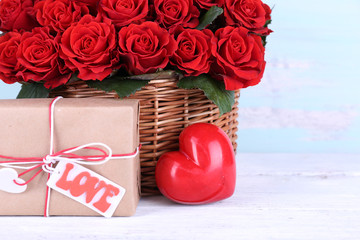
[[155, 123, 236, 204]]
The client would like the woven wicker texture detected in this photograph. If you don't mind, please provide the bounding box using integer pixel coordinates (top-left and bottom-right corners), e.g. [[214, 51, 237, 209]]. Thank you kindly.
[[50, 79, 240, 195]]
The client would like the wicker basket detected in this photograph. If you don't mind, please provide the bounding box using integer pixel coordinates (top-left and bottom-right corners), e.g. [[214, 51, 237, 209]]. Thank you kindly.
[[50, 78, 240, 195]]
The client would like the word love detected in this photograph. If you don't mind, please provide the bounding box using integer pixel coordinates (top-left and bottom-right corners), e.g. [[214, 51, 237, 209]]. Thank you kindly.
[[47, 161, 125, 217]]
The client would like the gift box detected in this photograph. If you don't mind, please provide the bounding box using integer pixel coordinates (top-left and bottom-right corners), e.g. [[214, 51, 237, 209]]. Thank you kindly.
[[0, 98, 140, 217]]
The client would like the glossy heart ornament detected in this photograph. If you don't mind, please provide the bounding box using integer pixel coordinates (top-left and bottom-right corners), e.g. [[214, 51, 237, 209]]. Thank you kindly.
[[155, 123, 236, 204]]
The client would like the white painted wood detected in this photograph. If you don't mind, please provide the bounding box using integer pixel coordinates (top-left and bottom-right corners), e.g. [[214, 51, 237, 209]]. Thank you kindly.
[[0, 154, 359, 240]]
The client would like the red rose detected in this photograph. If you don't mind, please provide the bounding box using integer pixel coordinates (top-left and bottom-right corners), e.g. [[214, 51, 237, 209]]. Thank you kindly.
[[60, 15, 118, 81], [99, 0, 148, 29], [154, 0, 200, 29], [0, 32, 23, 84], [118, 21, 176, 75], [0, 0, 39, 31], [194, 0, 224, 10], [263, 2, 272, 23], [224, 0, 272, 36], [16, 27, 71, 89], [75, 0, 99, 8], [34, 0, 89, 33], [170, 27, 214, 76], [211, 26, 266, 90]]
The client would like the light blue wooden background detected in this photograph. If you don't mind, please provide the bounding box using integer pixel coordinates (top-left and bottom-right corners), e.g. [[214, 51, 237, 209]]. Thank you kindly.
[[0, 0, 359, 153]]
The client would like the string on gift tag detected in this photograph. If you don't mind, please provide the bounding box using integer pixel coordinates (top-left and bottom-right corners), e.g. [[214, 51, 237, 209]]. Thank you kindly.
[[0, 96, 141, 217]]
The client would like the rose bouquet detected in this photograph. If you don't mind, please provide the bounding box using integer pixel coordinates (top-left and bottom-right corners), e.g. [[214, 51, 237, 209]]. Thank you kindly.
[[0, 0, 272, 114]]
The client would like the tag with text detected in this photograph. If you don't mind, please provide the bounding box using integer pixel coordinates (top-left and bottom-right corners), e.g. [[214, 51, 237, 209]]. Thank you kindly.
[[47, 161, 126, 218]]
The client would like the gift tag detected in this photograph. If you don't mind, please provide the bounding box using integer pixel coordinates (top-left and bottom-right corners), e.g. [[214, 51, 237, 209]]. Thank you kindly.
[[0, 168, 27, 193], [47, 161, 126, 218]]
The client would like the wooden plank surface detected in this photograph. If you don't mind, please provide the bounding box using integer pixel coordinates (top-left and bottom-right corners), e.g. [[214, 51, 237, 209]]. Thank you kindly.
[[0, 154, 359, 240]]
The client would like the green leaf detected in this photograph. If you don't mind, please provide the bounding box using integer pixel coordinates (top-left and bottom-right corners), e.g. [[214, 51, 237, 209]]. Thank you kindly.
[[177, 74, 234, 115], [261, 19, 272, 46], [87, 70, 180, 98], [17, 82, 50, 99], [87, 77, 149, 98], [196, 6, 224, 30]]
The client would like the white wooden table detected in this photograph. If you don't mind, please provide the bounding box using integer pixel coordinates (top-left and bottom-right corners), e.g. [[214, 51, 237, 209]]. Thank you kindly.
[[0, 154, 359, 240]]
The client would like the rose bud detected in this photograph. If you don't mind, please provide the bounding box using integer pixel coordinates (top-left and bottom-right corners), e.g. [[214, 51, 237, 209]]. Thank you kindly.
[[60, 15, 118, 81], [211, 26, 266, 90], [170, 26, 215, 76], [118, 21, 177, 75], [224, 0, 272, 36], [99, 0, 148, 29], [16, 27, 71, 89]]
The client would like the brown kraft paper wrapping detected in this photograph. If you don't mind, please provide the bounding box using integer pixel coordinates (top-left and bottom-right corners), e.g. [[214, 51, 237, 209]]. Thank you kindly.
[[0, 98, 140, 216]]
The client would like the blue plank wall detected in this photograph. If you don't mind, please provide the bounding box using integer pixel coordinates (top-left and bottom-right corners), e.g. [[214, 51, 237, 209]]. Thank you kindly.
[[0, 0, 359, 153]]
